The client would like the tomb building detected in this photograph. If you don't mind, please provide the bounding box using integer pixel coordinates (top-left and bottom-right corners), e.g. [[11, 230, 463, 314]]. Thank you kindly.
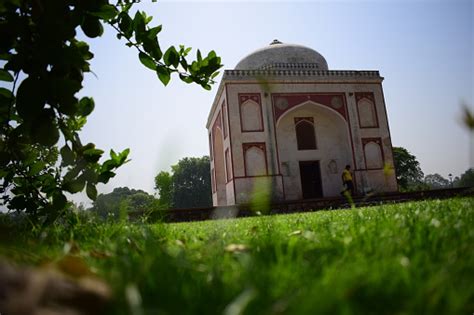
[[206, 40, 398, 206]]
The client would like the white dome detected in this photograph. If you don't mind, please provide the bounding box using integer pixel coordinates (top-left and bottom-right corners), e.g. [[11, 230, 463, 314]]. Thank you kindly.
[[235, 40, 329, 70]]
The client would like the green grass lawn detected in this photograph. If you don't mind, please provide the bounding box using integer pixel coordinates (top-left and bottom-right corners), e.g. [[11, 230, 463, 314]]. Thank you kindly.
[[1, 197, 473, 314]]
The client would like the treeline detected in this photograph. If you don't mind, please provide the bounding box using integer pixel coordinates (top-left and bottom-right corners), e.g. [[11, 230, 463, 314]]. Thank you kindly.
[[393, 147, 474, 191], [82, 156, 212, 219], [79, 148, 474, 219]]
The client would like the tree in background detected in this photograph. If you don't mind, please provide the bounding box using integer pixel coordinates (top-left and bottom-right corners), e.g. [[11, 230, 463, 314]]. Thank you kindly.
[[154, 171, 173, 209], [424, 173, 449, 189], [91, 187, 156, 219], [172, 156, 212, 208], [455, 168, 474, 187], [392, 147, 425, 191], [154, 156, 212, 209], [0, 1, 222, 224]]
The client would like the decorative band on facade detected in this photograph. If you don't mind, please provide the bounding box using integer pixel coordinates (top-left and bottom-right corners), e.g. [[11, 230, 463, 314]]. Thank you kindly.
[[260, 63, 323, 70], [224, 69, 381, 78]]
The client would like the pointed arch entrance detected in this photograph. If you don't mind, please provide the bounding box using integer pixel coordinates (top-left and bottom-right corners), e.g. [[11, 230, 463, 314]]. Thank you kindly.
[[275, 101, 352, 199]]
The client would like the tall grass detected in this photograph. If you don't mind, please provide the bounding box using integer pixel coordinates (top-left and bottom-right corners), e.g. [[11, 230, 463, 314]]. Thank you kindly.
[[1, 197, 473, 314]]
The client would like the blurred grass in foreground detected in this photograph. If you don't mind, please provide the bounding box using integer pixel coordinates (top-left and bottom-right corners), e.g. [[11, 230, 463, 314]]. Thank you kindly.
[[1, 197, 473, 315]]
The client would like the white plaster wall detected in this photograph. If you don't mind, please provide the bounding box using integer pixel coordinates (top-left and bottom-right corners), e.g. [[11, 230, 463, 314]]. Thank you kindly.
[[208, 90, 235, 206], [226, 181, 235, 204], [234, 176, 284, 204], [363, 169, 397, 192]]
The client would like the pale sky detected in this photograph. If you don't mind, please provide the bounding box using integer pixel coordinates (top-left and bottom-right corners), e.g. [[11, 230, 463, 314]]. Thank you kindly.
[[69, 0, 473, 203]]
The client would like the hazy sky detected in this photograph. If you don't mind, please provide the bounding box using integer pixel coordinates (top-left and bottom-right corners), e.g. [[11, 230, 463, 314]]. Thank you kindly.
[[71, 0, 473, 203]]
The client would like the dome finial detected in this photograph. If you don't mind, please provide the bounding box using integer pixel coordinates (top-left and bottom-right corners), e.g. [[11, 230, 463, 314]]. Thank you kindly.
[[270, 39, 283, 45]]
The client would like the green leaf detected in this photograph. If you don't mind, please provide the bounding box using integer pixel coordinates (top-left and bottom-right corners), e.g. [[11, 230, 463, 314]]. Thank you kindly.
[[16, 77, 45, 121], [139, 52, 156, 70], [197, 49, 202, 62], [163, 46, 179, 68], [10, 196, 27, 210], [86, 182, 98, 200], [81, 16, 104, 38], [50, 79, 81, 115], [462, 104, 474, 130], [98, 171, 115, 184], [101, 159, 117, 172], [118, 12, 133, 38], [143, 37, 162, 61], [83, 167, 99, 184], [0, 150, 10, 167], [0, 87, 13, 99], [60, 145, 75, 166], [64, 166, 81, 183], [147, 25, 162, 39], [52, 192, 67, 210], [30, 111, 59, 146], [207, 50, 217, 59], [190, 61, 200, 74], [88, 4, 119, 20], [81, 143, 96, 152], [63, 176, 86, 194], [83, 148, 104, 156], [29, 161, 45, 176], [179, 58, 188, 71], [156, 66, 170, 86], [110, 149, 119, 162], [133, 11, 146, 42], [184, 47, 192, 56], [0, 53, 11, 61], [79, 97, 95, 116], [118, 148, 130, 164], [83, 148, 104, 163], [0, 69, 13, 82], [179, 74, 193, 84], [0, 88, 13, 117]]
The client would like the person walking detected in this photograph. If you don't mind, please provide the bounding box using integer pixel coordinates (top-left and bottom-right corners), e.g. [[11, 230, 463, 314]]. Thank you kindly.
[[341, 165, 354, 195]]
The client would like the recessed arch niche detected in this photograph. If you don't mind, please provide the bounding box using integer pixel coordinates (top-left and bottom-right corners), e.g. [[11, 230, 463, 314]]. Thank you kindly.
[[240, 100, 263, 132], [275, 101, 352, 198], [363, 139, 384, 169]]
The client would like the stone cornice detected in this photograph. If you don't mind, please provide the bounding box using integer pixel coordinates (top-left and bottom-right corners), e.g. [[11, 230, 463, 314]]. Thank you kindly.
[[260, 62, 324, 70], [223, 69, 382, 80]]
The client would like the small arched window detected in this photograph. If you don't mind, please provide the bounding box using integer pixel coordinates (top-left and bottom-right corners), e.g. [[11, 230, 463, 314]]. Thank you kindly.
[[295, 118, 317, 150]]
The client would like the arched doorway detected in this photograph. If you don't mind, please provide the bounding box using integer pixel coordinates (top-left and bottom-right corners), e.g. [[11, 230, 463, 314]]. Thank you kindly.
[[276, 101, 352, 199]]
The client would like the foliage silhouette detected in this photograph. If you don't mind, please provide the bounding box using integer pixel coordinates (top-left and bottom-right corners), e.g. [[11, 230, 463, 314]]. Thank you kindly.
[[0, 0, 222, 224], [424, 173, 449, 189], [155, 156, 212, 209], [91, 186, 156, 219], [392, 147, 425, 191]]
